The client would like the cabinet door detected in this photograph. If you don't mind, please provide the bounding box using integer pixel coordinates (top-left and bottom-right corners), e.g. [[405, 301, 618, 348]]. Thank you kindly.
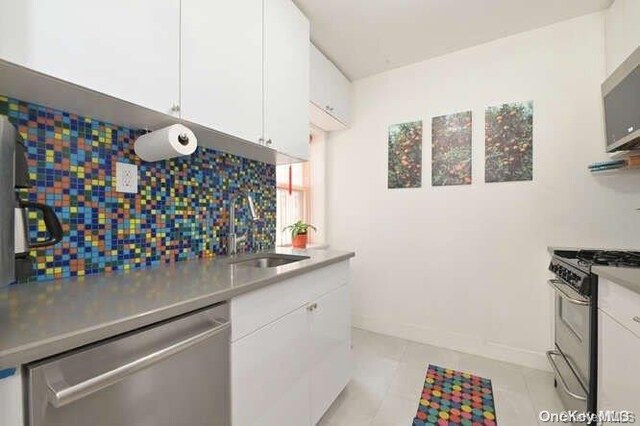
[[232, 305, 311, 426], [598, 309, 640, 416], [0, 0, 180, 115], [326, 62, 351, 126], [310, 44, 350, 127], [181, 0, 263, 144], [0, 370, 23, 426], [309, 45, 332, 116], [264, 0, 310, 160], [310, 285, 352, 424]]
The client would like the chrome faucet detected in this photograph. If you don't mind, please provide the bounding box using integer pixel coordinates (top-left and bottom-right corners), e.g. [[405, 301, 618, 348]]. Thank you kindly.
[[228, 192, 259, 255]]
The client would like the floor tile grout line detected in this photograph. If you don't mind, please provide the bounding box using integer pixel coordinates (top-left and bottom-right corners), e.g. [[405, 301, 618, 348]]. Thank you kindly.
[[368, 355, 403, 424], [351, 328, 550, 426], [521, 368, 553, 426]]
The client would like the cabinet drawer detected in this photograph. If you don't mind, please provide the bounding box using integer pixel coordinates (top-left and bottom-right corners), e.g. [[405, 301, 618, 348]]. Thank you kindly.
[[599, 278, 640, 339], [231, 261, 349, 341]]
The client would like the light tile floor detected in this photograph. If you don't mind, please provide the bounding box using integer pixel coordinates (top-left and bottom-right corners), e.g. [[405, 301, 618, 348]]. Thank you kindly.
[[318, 327, 567, 426]]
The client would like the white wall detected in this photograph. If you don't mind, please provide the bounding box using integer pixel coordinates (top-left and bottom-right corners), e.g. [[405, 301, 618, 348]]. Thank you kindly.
[[310, 126, 327, 244], [605, 0, 640, 75], [326, 12, 640, 370]]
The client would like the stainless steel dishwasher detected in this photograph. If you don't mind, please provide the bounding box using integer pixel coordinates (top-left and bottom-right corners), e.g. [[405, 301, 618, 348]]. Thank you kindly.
[[26, 303, 230, 426]]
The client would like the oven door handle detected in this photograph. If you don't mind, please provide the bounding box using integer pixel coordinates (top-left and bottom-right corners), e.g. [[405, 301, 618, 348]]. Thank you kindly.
[[548, 279, 590, 306], [546, 350, 587, 401]]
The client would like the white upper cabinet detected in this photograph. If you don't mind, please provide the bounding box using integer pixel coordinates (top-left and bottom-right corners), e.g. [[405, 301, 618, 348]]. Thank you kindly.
[[310, 44, 351, 130], [0, 0, 310, 161], [0, 0, 180, 116], [264, 0, 310, 160], [181, 0, 264, 144]]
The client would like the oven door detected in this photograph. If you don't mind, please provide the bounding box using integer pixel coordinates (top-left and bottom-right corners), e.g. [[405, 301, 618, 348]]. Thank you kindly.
[[548, 279, 590, 412]]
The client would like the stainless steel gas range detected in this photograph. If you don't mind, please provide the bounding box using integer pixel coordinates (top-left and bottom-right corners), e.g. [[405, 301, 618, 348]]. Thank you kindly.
[[547, 250, 640, 423]]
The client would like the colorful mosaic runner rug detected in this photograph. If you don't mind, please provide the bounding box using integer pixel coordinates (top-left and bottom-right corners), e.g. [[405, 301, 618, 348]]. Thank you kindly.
[[412, 364, 497, 426]]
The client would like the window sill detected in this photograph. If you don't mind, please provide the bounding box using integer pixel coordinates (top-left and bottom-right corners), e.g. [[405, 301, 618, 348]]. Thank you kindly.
[[277, 243, 330, 250]]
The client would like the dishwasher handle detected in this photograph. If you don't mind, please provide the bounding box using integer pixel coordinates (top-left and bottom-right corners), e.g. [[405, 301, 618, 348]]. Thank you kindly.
[[47, 318, 230, 408]]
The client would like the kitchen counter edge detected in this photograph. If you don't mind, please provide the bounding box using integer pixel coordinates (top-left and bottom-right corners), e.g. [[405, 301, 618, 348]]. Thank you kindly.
[[593, 265, 640, 296], [0, 250, 355, 367]]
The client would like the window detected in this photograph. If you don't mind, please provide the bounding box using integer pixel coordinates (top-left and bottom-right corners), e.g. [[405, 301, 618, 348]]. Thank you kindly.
[[276, 162, 311, 246], [276, 127, 326, 247]]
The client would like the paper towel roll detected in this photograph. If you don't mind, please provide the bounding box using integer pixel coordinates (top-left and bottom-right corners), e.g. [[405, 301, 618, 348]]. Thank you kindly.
[[134, 124, 197, 162]]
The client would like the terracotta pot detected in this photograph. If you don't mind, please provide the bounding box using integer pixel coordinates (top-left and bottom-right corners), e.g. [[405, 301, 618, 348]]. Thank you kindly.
[[292, 233, 308, 249]]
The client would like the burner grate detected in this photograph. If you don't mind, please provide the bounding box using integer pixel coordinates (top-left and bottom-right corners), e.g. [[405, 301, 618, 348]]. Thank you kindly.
[[576, 250, 640, 267]]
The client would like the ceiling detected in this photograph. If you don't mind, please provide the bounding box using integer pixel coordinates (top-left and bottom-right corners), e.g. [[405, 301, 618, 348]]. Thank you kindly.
[[294, 0, 613, 80]]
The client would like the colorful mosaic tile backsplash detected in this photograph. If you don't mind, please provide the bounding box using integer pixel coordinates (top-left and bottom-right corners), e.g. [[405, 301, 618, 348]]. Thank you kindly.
[[0, 96, 276, 282]]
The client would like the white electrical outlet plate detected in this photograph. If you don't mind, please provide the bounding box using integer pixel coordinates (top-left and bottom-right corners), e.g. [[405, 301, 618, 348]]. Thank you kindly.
[[115, 162, 138, 194]]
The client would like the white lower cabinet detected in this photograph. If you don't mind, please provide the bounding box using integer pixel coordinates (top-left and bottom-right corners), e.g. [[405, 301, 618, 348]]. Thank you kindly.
[[231, 262, 351, 426], [597, 308, 640, 418], [309, 285, 351, 425], [231, 304, 311, 426], [0, 370, 23, 426]]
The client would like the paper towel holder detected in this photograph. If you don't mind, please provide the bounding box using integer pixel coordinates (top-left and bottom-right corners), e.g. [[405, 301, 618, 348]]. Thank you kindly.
[[178, 133, 190, 146], [133, 124, 198, 162]]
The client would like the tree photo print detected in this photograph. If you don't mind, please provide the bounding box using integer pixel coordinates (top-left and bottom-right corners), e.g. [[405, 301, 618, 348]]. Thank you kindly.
[[388, 121, 423, 189], [431, 111, 472, 186], [485, 101, 533, 183]]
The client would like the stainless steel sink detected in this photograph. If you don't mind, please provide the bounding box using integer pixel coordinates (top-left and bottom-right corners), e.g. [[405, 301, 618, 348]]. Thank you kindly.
[[229, 254, 310, 268]]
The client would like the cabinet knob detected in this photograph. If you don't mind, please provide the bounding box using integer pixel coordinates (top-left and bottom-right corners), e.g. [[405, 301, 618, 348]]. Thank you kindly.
[[307, 303, 318, 312], [258, 137, 265, 145], [171, 104, 181, 112], [634, 316, 640, 324], [266, 139, 273, 146]]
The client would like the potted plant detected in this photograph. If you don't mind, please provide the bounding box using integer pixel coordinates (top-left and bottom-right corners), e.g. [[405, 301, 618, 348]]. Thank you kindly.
[[283, 220, 317, 249]]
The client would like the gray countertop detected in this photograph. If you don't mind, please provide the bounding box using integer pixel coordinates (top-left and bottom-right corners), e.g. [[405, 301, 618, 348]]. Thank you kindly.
[[0, 248, 355, 368], [592, 265, 640, 295], [547, 246, 640, 295]]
